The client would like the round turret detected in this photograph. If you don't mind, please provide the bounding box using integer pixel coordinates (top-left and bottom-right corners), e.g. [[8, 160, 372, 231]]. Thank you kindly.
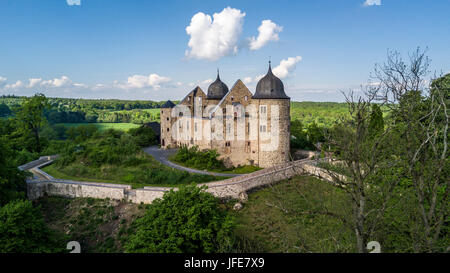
[[253, 62, 289, 99], [207, 70, 229, 99]]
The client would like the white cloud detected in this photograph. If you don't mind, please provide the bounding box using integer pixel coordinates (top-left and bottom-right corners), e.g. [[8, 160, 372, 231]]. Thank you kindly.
[[201, 79, 213, 85], [243, 56, 302, 85], [67, 0, 81, 6], [5, 80, 24, 89], [243, 77, 253, 85], [0, 77, 6, 87], [363, 0, 381, 6], [117, 73, 172, 90], [248, 20, 283, 51], [185, 7, 246, 61], [41, 76, 72, 88], [272, 56, 302, 79], [28, 78, 42, 88]]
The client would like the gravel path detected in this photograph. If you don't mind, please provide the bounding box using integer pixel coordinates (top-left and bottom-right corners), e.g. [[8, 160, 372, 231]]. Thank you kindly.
[[142, 146, 242, 177]]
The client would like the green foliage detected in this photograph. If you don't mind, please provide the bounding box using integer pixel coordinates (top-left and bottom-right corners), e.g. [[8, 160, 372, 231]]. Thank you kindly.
[[0, 103, 11, 117], [173, 145, 226, 171], [0, 137, 28, 206], [125, 185, 234, 253], [129, 125, 158, 147], [47, 129, 218, 187], [12, 93, 49, 153], [368, 104, 384, 137], [290, 120, 314, 150], [233, 176, 355, 252], [0, 199, 63, 253], [66, 124, 99, 142]]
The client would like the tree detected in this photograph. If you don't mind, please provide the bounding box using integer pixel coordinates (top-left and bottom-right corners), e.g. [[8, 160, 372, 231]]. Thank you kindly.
[[13, 93, 49, 152], [0, 103, 11, 117], [369, 49, 449, 252], [0, 137, 28, 206], [125, 185, 234, 253], [368, 104, 384, 137], [322, 91, 397, 253], [0, 199, 63, 253]]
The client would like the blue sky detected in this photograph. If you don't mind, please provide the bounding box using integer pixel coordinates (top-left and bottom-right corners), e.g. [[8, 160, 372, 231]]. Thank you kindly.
[[0, 0, 449, 102]]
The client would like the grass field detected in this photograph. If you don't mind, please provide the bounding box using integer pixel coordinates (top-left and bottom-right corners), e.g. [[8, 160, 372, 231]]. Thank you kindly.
[[57, 122, 141, 132], [41, 153, 222, 188], [232, 175, 355, 252]]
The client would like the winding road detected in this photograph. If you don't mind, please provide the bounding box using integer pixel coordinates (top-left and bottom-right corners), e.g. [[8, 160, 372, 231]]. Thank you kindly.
[[142, 146, 242, 177]]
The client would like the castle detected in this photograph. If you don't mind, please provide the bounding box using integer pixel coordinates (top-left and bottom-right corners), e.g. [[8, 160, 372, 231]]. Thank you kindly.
[[160, 62, 290, 168]]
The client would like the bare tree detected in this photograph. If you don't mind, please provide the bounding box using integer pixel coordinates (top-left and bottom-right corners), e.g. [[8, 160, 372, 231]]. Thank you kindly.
[[319, 88, 398, 253], [369, 48, 449, 252]]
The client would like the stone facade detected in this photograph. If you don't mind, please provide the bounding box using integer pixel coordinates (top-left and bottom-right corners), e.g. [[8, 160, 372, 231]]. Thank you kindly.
[[160, 70, 291, 168]]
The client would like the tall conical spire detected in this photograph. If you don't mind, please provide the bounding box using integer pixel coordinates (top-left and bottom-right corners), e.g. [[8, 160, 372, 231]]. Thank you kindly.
[[217, 68, 220, 80]]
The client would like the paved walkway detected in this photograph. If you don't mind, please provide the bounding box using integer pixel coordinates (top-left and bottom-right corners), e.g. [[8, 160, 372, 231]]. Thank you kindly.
[[142, 146, 242, 177]]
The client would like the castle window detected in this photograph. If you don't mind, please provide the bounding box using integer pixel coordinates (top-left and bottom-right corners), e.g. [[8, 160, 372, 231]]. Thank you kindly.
[[161, 110, 163, 114], [260, 105, 267, 114], [244, 96, 248, 101], [198, 97, 201, 102], [225, 141, 231, 147], [179, 112, 183, 117], [167, 128, 169, 132], [248, 123, 250, 133], [227, 123, 231, 133], [188, 97, 191, 102], [167, 117, 169, 121], [222, 108, 226, 114], [231, 96, 234, 101], [194, 122, 197, 132], [259, 125, 267, 132]]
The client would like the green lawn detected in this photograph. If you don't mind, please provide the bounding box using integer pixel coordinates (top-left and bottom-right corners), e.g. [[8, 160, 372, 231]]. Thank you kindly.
[[41, 153, 222, 189], [231, 175, 355, 253], [57, 123, 141, 132]]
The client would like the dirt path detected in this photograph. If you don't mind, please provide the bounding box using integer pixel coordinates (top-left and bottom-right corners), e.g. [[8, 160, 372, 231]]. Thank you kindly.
[[142, 146, 242, 177]]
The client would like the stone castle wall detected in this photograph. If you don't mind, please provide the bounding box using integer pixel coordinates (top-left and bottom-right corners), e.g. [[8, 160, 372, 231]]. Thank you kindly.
[[26, 157, 333, 204]]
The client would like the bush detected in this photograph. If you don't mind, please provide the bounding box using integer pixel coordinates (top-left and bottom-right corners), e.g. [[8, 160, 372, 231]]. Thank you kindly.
[[173, 146, 226, 171], [129, 125, 158, 147], [125, 185, 234, 253], [0, 200, 64, 253], [0, 138, 28, 206]]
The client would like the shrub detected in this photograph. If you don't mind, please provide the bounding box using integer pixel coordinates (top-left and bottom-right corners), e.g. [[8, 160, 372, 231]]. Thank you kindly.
[[129, 125, 158, 147], [0, 200, 64, 253], [173, 146, 226, 171], [125, 185, 234, 253]]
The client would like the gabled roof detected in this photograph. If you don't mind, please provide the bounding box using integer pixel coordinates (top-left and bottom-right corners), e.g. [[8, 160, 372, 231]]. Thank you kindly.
[[161, 100, 176, 108], [209, 79, 251, 119], [179, 86, 205, 105]]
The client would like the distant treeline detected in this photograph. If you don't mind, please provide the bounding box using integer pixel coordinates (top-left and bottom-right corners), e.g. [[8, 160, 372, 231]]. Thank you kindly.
[[0, 96, 178, 124]]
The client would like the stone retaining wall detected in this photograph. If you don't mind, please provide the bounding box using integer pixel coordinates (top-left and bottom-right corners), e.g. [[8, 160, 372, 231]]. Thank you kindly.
[[25, 156, 333, 204]]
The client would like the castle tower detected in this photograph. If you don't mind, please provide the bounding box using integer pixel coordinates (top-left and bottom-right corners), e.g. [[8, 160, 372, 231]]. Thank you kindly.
[[206, 70, 229, 107], [251, 62, 290, 167], [160, 100, 176, 149]]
